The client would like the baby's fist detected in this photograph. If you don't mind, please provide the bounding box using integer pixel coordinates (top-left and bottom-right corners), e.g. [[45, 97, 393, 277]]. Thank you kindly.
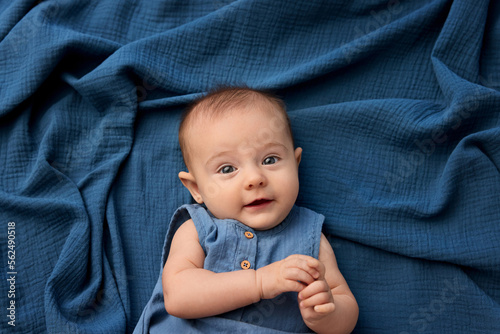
[[256, 254, 320, 300], [298, 279, 335, 320]]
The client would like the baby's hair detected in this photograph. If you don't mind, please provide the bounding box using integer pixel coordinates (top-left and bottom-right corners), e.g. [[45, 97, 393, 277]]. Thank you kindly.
[[179, 86, 294, 169]]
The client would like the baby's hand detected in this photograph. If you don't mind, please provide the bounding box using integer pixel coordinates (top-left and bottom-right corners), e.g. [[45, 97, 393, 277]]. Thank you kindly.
[[255, 254, 320, 300], [297, 260, 336, 322]]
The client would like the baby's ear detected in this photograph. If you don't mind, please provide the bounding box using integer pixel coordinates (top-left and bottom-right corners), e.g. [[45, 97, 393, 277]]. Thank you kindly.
[[294, 147, 302, 166], [178, 171, 203, 204]]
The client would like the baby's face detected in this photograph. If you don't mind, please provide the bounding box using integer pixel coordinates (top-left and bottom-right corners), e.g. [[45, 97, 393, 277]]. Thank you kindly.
[[182, 104, 302, 230]]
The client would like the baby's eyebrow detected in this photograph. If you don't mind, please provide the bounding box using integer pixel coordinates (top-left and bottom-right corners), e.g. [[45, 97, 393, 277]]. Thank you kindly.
[[205, 150, 233, 167], [261, 142, 289, 152]]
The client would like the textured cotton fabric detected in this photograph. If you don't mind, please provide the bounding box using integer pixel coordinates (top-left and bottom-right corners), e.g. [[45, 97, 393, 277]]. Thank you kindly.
[[0, 0, 499, 333], [134, 204, 323, 333]]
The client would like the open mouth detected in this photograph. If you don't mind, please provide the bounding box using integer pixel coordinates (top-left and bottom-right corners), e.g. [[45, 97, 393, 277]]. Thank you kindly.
[[245, 199, 273, 208]]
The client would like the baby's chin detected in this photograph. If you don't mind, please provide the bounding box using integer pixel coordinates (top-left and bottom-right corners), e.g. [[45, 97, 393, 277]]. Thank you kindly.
[[239, 214, 286, 231], [207, 204, 291, 230]]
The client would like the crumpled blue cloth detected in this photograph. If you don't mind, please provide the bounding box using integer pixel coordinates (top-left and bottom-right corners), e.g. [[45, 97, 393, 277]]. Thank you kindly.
[[0, 0, 499, 333]]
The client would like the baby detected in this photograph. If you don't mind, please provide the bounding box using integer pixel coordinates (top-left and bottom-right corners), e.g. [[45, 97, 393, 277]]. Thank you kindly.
[[161, 87, 358, 334]]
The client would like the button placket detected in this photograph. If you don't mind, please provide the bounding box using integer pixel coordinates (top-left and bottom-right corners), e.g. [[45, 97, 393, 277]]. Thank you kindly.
[[237, 228, 257, 271]]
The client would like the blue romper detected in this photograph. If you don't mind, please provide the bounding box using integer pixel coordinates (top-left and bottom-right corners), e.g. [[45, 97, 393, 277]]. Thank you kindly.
[[134, 204, 324, 333]]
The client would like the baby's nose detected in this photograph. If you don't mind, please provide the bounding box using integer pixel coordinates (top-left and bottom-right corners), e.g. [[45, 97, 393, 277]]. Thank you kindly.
[[245, 170, 267, 190]]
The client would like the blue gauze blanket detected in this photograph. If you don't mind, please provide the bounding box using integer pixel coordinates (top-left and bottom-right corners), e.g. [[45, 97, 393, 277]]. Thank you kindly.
[[0, 0, 499, 333]]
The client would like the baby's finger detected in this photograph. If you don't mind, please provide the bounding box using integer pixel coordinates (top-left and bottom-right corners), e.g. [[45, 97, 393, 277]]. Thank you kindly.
[[284, 255, 320, 280], [306, 258, 325, 279], [300, 290, 333, 309], [314, 302, 336, 314], [283, 278, 307, 293], [299, 280, 330, 300], [284, 267, 316, 286]]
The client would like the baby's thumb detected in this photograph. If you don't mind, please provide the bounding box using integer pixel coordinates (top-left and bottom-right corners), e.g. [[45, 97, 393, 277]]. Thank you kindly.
[[307, 258, 325, 280]]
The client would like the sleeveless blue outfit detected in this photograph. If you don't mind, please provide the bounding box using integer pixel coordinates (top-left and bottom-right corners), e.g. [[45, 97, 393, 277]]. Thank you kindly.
[[134, 204, 324, 333]]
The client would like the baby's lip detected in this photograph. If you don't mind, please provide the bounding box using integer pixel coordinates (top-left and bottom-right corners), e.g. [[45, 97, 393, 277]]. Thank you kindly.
[[245, 198, 273, 207]]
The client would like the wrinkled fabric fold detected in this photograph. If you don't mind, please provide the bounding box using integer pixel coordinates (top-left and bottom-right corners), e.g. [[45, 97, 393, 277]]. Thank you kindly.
[[0, 0, 499, 333]]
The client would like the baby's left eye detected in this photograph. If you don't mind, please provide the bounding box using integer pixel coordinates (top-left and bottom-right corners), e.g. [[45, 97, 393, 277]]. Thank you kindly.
[[262, 156, 278, 165]]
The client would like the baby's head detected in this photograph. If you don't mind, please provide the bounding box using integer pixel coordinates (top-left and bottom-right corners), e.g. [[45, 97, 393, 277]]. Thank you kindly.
[[178, 87, 302, 230]]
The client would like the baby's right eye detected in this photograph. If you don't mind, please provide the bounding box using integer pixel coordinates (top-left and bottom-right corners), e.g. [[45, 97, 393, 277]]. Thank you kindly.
[[218, 165, 235, 174]]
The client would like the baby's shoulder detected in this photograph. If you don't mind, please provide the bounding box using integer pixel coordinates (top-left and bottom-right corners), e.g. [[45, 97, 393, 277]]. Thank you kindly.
[[172, 218, 198, 241]]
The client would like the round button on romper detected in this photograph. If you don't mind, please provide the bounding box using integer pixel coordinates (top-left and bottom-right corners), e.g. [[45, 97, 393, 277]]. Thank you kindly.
[[240, 260, 251, 270]]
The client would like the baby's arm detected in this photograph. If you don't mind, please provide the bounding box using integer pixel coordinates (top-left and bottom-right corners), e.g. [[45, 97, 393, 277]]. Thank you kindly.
[[298, 233, 359, 334], [162, 219, 320, 319]]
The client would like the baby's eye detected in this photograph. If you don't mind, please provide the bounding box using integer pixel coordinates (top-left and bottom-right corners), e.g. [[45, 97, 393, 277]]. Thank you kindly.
[[262, 156, 279, 165], [218, 165, 236, 174]]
